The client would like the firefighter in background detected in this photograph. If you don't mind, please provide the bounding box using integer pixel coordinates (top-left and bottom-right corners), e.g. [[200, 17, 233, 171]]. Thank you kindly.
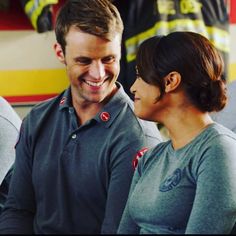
[[20, 0, 58, 33], [113, 0, 230, 99], [0, 0, 10, 10]]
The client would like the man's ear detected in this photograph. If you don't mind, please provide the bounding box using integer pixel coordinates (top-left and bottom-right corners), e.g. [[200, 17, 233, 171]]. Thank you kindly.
[[164, 71, 181, 93], [54, 43, 66, 64]]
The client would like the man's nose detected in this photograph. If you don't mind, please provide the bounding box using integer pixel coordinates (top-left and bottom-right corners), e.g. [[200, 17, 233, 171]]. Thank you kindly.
[[89, 61, 105, 79]]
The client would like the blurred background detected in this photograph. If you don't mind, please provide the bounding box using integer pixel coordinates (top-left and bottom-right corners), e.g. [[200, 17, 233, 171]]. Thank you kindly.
[[0, 0, 235, 119]]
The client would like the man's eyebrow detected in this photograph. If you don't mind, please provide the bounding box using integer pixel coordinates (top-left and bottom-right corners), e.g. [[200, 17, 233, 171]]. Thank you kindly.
[[74, 56, 91, 61]]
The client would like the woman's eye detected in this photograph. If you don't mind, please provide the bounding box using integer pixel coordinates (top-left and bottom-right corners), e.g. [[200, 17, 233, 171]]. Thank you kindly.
[[135, 67, 141, 79], [136, 73, 141, 79]]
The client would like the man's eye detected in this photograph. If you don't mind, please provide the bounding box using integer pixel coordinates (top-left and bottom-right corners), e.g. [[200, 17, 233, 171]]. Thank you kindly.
[[102, 56, 115, 64], [75, 58, 92, 65]]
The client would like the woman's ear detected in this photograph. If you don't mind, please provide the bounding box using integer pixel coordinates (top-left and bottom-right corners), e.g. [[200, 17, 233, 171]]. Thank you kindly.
[[164, 71, 181, 93], [54, 43, 66, 64]]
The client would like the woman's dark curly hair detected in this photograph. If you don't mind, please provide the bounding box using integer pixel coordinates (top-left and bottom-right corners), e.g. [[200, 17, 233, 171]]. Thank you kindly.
[[136, 31, 227, 112]]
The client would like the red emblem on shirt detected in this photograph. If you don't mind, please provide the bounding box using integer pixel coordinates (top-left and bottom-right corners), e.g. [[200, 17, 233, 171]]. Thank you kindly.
[[132, 147, 148, 170], [60, 97, 66, 105], [100, 112, 110, 122]]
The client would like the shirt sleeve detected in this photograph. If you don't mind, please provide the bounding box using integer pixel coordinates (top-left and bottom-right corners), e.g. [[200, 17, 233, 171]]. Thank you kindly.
[[0, 120, 35, 234], [0, 117, 19, 184], [100, 141, 137, 233], [186, 135, 236, 234], [117, 155, 143, 234], [100, 117, 161, 234]]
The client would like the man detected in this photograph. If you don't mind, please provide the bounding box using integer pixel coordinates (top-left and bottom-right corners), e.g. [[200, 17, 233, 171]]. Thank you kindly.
[[0, 97, 21, 213], [0, 0, 162, 234]]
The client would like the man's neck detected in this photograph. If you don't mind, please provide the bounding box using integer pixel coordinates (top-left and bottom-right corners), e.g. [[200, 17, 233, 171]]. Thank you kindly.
[[73, 102, 104, 125]]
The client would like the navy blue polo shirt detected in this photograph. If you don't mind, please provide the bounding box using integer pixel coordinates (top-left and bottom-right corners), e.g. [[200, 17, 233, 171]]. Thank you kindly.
[[0, 83, 162, 234]]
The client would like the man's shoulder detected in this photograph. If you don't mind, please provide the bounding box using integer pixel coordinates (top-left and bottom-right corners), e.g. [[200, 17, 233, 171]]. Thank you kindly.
[[136, 118, 162, 141], [111, 89, 162, 141], [29, 93, 64, 116], [114, 106, 162, 142], [23, 93, 65, 128]]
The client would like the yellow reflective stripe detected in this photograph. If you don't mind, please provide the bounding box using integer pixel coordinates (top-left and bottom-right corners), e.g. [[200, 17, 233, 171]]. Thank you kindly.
[[24, 0, 58, 30], [205, 26, 230, 52], [125, 19, 229, 62]]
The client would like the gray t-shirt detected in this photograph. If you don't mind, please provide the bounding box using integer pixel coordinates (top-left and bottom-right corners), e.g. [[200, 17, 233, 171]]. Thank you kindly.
[[0, 97, 21, 183], [118, 123, 236, 234]]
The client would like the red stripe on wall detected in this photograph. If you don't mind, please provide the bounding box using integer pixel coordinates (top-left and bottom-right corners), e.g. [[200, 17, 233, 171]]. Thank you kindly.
[[230, 0, 236, 24], [4, 94, 58, 105]]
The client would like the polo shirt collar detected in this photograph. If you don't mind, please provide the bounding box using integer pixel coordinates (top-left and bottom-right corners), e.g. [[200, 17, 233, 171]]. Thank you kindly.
[[58, 88, 72, 111], [94, 82, 131, 128], [58, 83, 131, 128]]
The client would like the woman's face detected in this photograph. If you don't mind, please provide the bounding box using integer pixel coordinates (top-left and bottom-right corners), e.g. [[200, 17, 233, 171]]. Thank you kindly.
[[130, 76, 162, 121]]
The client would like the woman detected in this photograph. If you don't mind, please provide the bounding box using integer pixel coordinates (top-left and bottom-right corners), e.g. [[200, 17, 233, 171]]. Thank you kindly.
[[117, 32, 236, 234]]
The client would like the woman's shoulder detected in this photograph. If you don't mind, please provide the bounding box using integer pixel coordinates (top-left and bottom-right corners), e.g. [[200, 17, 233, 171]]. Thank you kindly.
[[202, 123, 236, 143]]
